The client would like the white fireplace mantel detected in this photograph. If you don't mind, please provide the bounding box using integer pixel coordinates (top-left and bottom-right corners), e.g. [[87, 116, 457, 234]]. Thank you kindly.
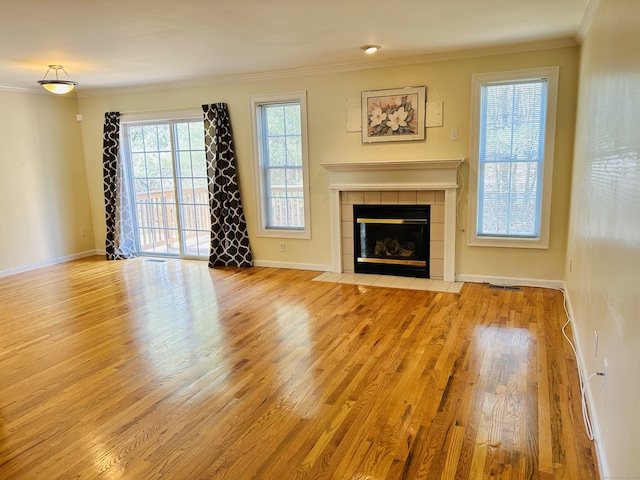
[[321, 158, 464, 282]]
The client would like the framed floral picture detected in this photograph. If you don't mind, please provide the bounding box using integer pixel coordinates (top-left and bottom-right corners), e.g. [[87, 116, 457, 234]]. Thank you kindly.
[[361, 86, 426, 143]]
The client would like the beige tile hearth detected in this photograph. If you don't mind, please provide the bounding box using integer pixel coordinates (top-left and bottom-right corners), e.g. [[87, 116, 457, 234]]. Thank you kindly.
[[313, 272, 464, 293]]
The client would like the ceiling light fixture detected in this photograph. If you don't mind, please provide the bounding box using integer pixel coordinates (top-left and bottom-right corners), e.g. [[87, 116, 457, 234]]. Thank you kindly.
[[37, 65, 78, 94], [360, 45, 381, 54]]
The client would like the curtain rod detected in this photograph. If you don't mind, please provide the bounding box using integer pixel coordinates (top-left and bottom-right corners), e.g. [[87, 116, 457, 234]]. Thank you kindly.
[[118, 106, 202, 115], [118, 107, 205, 123]]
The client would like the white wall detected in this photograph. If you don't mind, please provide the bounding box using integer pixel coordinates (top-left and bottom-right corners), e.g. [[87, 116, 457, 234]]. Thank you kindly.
[[0, 91, 94, 274], [565, 0, 640, 476]]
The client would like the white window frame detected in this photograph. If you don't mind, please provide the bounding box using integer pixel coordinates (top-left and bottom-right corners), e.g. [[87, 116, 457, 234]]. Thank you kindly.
[[249, 91, 311, 239], [467, 66, 559, 249]]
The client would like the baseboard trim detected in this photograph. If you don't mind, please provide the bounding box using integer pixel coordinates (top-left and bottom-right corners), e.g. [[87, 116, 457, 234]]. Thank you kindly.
[[0, 252, 332, 276], [455, 273, 563, 289], [0, 250, 99, 278], [252, 260, 331, 272], [562, 282, 608, 479]]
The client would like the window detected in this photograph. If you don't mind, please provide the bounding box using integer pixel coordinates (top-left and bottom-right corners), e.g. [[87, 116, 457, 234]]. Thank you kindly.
[[250, 92, 310, 239], [121, 112, 210, 257], [468, 67, 559, 248]]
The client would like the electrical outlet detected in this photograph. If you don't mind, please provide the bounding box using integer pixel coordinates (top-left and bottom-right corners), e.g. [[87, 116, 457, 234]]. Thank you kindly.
[[80, 227, 87, 237], [450, 128, 458, 141], [594, 331, 599, 357], [279, 242, 286, 253], [603, 359, 608, 391]]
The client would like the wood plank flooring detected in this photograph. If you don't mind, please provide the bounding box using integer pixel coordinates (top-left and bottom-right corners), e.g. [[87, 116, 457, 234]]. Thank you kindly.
[[0, 257, 599, 479]]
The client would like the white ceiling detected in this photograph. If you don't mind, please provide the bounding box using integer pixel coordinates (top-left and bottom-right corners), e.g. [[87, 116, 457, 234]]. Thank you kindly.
[[1, 0, 590, 94]]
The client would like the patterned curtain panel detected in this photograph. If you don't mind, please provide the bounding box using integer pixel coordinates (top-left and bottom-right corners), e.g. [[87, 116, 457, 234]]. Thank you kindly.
[[202, 103, 253, 267], [102, 112, 137, 260]]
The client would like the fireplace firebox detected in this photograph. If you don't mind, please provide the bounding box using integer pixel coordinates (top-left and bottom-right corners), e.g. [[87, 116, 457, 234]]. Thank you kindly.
[[353, 204, 430, 278]]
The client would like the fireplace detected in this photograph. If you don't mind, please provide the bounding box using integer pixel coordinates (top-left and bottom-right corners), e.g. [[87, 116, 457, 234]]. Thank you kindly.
[[354, 204, 430, 278], [321, 159, 464, 282]]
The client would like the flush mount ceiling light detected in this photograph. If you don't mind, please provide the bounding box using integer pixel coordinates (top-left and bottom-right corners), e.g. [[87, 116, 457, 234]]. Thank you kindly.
[[360, 45, 381, 54], [37, 65, 78, 94]]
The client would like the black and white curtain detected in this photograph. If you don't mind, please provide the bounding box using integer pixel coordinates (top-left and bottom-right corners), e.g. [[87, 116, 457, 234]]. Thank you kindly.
[[202, 104, 252, 267], [102, 112, 137, 260]]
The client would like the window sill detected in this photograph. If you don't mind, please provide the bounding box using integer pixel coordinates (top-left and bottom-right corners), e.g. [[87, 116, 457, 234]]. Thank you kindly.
[[468, 235, 549, 249], [256, 228, 311, 240]]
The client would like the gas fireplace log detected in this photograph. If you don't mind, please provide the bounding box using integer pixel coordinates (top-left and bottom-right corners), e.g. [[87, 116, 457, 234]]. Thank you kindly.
[[374, 238, 416, 258]]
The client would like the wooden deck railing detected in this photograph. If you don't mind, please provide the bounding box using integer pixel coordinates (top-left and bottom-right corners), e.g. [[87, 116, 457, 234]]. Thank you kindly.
[[269, 189, 304, 229], [135, 187, 209, 250], [134, 186, 304, 251]]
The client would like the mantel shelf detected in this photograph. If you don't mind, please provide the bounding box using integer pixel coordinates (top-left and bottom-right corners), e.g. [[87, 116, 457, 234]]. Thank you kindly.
[[321, 158, 464, 172]]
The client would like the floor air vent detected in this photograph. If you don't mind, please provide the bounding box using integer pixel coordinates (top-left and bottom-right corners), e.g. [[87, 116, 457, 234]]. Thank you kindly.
[[488, 284, 521, 291], [145, 259, 167, 263]]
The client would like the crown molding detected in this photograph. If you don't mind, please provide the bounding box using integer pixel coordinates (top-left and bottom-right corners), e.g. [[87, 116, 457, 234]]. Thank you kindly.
[[75, 36, 578, 98], [576, 0, 600, 43], [0, 84, 43, 94]]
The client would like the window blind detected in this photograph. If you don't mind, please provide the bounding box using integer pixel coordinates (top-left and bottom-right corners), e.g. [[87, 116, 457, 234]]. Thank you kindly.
[[477, 79, 548, 237]]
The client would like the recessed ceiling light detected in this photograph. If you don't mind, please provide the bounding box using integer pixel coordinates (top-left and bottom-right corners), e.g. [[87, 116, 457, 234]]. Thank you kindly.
[[360, 45, 381, 54]]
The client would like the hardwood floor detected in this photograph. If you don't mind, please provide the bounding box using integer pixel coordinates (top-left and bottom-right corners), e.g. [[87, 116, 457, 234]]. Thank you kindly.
[[0, 257, 599, 479]]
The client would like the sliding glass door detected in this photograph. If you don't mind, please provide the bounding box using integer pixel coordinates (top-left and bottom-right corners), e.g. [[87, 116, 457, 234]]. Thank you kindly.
[[123, 120, 210, 258]]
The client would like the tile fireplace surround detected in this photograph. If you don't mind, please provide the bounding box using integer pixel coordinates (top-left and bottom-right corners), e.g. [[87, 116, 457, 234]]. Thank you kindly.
[[321, 159, 464, 282]]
